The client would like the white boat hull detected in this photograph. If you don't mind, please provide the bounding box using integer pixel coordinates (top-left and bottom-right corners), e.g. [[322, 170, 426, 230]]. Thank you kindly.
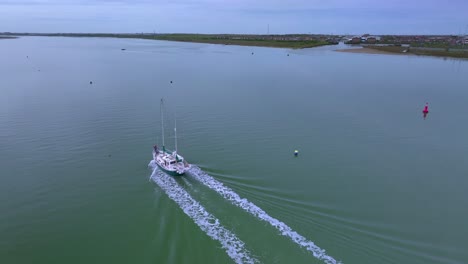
[[153, 150, 190, 176]]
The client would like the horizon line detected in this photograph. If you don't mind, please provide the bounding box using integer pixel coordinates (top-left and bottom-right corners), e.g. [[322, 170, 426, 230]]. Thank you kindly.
[[2, 32, 467, 36]]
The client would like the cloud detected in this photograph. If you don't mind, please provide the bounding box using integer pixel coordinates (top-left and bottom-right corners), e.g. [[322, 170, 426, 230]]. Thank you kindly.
[[0, 0, 467, 34]]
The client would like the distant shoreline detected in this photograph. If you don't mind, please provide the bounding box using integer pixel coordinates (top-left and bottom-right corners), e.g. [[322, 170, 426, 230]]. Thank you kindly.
[[1, 33, 338, 49], [0, 36, 18, 39], [335, 47, 399, 55], [336, 46, 468, 59]]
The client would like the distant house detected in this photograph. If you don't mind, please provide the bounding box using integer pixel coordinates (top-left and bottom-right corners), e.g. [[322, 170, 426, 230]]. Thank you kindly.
[[366, 36, 381, 44], [351, 37, 361, 44], [366, 37, 377, 44], [362, 34, 370, 38]]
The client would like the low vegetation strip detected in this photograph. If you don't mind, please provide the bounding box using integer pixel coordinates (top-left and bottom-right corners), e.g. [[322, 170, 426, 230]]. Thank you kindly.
[[3, 33, 336, 49], [152, 34, 332, 48]]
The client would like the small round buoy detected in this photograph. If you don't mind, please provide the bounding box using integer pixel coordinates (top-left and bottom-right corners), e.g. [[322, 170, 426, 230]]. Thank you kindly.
[[251, 52, 254, 55], [287, 54, 289, 56], [422, 102, 429, 114], [90, 81, 93, 84], [170, 81, 173, 84], [294, 150, 299, 156], [108, 154, 112, 157]]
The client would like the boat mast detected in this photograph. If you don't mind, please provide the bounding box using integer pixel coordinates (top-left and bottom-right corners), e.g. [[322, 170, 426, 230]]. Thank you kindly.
[[160, 98, 165, 151]]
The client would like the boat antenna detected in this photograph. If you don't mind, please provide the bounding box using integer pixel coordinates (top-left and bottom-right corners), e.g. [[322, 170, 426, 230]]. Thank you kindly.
[[160, 98, 165, 151], [174, 111, 178, 157]]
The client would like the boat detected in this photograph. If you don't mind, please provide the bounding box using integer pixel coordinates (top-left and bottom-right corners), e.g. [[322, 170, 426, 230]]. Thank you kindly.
[[153, 98, 190, 176]]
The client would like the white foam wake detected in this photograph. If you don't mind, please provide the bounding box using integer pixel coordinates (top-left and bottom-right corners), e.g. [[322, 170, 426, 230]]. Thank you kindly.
[[188, 166, 341, 264], [149, 161, 258, 264]]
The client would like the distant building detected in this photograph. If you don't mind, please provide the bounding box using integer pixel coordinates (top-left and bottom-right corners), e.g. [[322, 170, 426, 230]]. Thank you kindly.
[[351, 37, 361, 44], [366, 36, 381, 44], [366, 37, 377, 44]]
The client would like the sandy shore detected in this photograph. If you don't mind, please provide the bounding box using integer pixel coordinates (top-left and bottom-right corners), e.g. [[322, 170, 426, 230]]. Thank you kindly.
[[335, 47, 400, 55]]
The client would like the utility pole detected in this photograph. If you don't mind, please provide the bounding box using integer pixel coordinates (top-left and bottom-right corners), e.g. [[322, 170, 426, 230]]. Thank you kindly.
[[462, 25, 466, 49], [464, 24, 468, 49], [267, 24, 269, 35]]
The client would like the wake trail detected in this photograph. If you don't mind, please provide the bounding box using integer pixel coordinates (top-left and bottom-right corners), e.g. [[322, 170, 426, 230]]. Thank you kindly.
[[188, 165, 341, 264], [149, 161, 258, 264]]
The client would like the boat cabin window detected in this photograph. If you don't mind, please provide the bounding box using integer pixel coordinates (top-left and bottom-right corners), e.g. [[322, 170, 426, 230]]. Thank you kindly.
[[170, 161, 176, 164]]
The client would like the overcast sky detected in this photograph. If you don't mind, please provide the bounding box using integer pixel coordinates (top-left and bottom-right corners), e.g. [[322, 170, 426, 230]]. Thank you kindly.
[[1, 0, 467, 34]]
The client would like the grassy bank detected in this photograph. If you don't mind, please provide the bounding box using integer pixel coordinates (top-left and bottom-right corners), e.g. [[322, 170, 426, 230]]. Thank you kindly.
[[5, 33, 335, 49], [151, 34, 332, 49], [0, 36, 18, 39], [366, 45, 468, 59]]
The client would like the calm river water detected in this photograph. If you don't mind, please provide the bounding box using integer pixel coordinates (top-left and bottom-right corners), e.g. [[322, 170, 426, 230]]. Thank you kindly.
[[1, 37, 467, 264]]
